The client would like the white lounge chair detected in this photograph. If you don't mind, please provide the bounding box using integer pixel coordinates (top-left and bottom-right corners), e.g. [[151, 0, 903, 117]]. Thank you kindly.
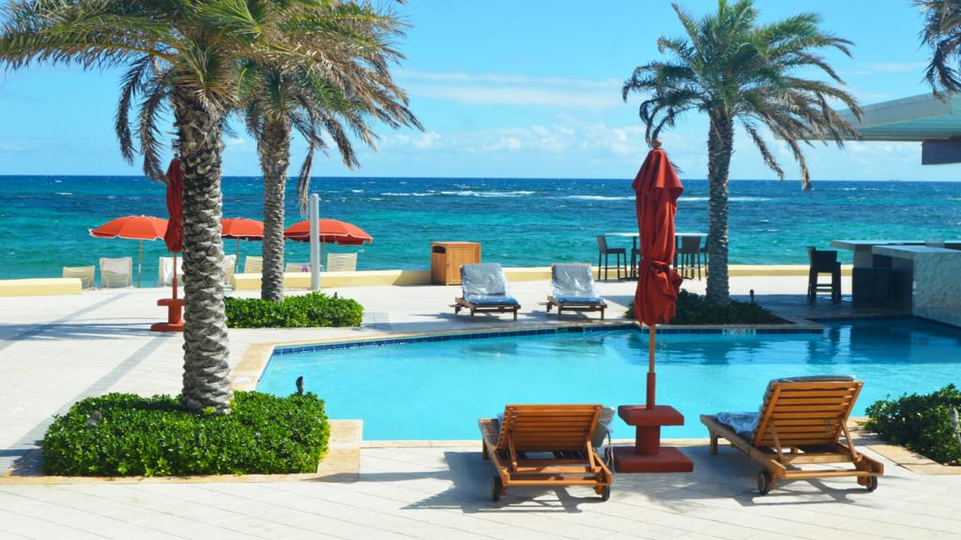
[[158, 256, 184, 287], [244, 255, 262, 274], [62, 266, 95, 289], [326, 253, 357, 272], [546, 263, 607, 319], [285, 262, 310, 273], [454, 263, 520, 321], [100, 257, 132, 288], [222, 254, 237, 289]]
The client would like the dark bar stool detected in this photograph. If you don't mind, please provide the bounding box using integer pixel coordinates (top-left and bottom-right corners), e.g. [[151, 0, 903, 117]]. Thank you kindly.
[[630, 247, 642, 279], [676, 236, 704, 279], [807, 246, 841, 305], [596, 236, 626, 280]]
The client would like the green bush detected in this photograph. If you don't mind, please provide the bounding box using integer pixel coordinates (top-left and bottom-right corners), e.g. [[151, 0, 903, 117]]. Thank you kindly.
[[225, 292, 363, 328], [41, 391, 330, 477], [864, 385, 961, 466], [625, 291, 785, 324]]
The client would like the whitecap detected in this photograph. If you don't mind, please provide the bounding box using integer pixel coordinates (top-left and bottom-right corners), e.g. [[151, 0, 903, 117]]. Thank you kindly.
[[382, 192, 435, 197], [350, 189, 364, 193], [565, 195, 633, 201], [56, 192, 73, 196], [439, 190, 535, 198], [682, 196, 772, 202]]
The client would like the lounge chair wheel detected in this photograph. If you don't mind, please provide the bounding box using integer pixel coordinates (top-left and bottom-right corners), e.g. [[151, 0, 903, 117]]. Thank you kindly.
[[865, 476, 878, 492], [491, 477, 503, 502], [599, 485, 611, 502], [757, 471, 773, 495]]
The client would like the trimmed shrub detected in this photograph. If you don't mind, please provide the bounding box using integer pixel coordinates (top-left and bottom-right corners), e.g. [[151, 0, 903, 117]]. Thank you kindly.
[[865, 385, 961, 466], [41, 391, 330, 477], [225, 292, 363, 328], [625, 290, 785, 324]]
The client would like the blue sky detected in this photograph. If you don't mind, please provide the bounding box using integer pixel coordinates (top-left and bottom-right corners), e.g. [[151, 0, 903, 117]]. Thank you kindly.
[[0, 0, 957, 181]]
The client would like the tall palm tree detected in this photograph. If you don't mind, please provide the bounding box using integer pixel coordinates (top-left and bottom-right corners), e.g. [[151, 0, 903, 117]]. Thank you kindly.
[[240, 9, 420, 302], [623, 0, 861, 305], [0, 0, 386, 413], [916, 0, 961, 96]]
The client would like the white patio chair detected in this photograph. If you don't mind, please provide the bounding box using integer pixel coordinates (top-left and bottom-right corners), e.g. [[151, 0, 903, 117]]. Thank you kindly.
[[62, 266, 95, 289], [99, 257, 132, 288], [326, 253, 357, 272]]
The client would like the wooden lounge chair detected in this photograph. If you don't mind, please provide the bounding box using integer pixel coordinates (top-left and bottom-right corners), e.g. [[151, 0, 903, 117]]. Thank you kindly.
[[479, 404, 613, 502], [545, 263, 607, 319], [701, 376, 883, 494], [453, 263, 520, 321]]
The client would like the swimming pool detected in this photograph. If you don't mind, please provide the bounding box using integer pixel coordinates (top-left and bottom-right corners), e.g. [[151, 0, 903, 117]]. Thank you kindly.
[[256, 318, 961, 440]]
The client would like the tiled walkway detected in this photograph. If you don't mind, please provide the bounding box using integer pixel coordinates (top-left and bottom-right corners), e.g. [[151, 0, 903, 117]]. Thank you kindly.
[[4, 274, 960, 539]]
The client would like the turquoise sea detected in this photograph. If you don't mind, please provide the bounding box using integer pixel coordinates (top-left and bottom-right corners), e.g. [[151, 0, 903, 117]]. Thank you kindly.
[[1, 176, 960, 286]]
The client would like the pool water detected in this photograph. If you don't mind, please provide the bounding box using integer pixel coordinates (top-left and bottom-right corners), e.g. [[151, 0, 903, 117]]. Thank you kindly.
[[257, 319, 961, 440]]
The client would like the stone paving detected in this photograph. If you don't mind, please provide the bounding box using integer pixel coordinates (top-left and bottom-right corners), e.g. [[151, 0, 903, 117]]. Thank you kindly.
[[4, 274, 961, 539]]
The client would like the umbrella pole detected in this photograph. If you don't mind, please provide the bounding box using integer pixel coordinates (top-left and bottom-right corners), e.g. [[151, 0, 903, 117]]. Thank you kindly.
[[646, 323, 656, 409], [236, 238, 241, 260], [138, 240, 143, 288], [172, 252, 178, 300]]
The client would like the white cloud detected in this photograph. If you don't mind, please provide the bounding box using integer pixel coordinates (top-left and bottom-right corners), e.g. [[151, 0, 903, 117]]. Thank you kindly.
[[383, 130, 442, 150], [398, 69, 624, 109]]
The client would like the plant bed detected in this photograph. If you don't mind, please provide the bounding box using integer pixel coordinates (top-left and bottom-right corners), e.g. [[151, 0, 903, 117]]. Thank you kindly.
[[865, 384, 961, 466], [41, 391, 330, 477], [625, 291, 787, 325], [225, 292, 363, 328]]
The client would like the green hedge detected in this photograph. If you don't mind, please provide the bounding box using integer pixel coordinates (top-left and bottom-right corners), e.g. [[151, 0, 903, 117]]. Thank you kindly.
[[41, 391, 330, 477], [865, 385, 961, 466], [225, 292, 363, 328], [625, 291, 785, 324]]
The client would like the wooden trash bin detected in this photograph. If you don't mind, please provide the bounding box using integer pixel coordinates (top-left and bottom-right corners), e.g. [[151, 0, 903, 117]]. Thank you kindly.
[[431, 242, 481, 285]]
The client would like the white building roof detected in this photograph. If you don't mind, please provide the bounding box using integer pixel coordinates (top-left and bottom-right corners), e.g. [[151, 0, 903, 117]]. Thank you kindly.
[[838, 93, 961, 141]]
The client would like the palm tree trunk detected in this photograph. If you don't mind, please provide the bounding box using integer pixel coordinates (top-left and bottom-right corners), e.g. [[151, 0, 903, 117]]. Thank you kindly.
[[705, 114, 734, 305], [258, 119, 292, 302], [172, 90, 232, 413]]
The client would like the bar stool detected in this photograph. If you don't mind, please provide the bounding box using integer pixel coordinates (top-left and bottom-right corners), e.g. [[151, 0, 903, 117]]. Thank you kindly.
[[807, 246, 841, 305], [676, 236, 704, 279], [630, 247, 642, 279], [596, 236, 626, 280]]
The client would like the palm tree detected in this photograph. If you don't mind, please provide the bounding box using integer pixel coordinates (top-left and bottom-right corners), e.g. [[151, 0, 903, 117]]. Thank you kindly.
[[240, 12, 420, 302], [623, 0, 861, 305], [0, 0, 390, 413], [916, 0, 961, 96]]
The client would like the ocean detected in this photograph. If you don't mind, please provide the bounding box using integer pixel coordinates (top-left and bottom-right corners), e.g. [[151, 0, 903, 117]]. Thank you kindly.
[[1, 176, 959, 286]]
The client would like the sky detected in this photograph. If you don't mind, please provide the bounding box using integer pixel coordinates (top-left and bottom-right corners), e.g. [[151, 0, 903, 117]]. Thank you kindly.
[[0, 0, 958, 182]]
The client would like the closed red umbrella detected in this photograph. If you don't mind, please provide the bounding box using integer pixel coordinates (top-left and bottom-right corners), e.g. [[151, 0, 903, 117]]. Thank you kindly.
[[613, 140, 692, 474], [152, 158, 185, 332], [633, 140, 684, 409], [90, 215, 168, 288]]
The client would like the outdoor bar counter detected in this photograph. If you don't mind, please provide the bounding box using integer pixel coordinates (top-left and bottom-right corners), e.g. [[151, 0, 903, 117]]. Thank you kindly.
[[832, 240, 961, 327]]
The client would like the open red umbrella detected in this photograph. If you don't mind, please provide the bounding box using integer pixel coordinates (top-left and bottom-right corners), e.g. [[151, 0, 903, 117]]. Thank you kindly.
[[152, 158, 185, 332], [283, 219, 372, 245], [613, 141, 692, 474], [284, 219, 372, 266], [90, 215, 168, 288], [221, 218, 264, 260]]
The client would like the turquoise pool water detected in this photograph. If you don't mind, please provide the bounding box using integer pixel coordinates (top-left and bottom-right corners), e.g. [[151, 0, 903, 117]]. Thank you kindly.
[[257, 319, 961, 440]]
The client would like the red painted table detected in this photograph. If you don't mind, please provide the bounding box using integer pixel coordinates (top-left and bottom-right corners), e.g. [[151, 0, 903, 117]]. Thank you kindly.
[[151, 297, 185, 332], [612, 405, 694, 473]]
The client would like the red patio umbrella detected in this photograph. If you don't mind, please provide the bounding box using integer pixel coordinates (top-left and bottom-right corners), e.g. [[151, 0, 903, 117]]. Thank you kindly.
[[633, 141, 684, 408], [221, 218, 264, 260], [613, 140, 692, 474], [284, 219, 372, 266], [152, 158, 185, 332], [90, 215, 168, 288]]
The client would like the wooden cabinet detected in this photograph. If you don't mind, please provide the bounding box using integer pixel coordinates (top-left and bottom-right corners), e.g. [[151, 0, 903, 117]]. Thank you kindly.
[[431, 242, 481, 285]]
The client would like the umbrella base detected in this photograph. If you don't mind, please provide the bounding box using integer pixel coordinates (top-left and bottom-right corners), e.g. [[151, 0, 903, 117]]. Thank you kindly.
[[151, 298, 185, 333], [613, 405, 693, 473], [612, 446, 693, 473]]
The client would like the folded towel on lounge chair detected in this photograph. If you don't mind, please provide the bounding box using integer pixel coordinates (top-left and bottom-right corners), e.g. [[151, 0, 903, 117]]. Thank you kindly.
[[464, 294, 519, 305], [716, 375, 857, 438]]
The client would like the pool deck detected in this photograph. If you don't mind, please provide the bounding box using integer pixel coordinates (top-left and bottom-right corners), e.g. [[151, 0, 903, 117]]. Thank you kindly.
[[3, 273, 961, 539]]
